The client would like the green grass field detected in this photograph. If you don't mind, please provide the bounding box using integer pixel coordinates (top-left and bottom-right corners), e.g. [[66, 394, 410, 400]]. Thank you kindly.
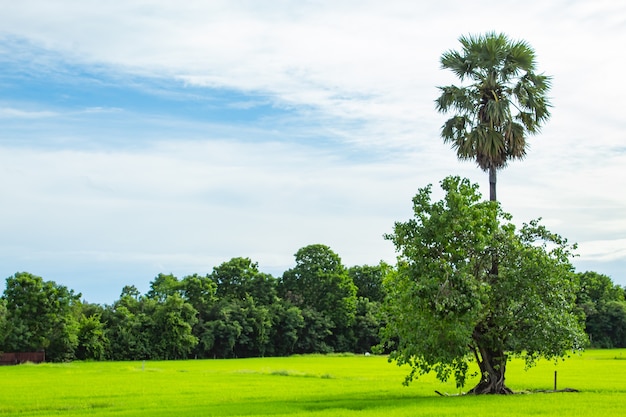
[[1, 350, 625, 416]]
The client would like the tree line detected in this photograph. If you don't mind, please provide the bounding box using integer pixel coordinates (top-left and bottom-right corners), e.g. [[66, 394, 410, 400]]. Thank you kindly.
[[0, 242, 624, 363], [0, 244, 387, 361]]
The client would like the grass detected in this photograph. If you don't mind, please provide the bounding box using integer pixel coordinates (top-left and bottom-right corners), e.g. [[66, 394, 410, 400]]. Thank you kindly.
[[1, 350, 625, 416]]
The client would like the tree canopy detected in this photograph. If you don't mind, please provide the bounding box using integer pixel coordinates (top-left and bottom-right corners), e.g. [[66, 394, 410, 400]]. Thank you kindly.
[[380, 176, 586, 393], [0, 272, 81, 361], [576, 271, 626, 348]]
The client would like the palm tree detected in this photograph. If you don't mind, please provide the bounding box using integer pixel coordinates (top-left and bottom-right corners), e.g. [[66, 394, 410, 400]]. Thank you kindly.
[[435, 32, 551, 201]]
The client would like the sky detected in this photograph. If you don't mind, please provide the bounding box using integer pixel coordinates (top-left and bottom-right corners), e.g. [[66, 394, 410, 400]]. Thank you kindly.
[[1, 0, 625, 304]]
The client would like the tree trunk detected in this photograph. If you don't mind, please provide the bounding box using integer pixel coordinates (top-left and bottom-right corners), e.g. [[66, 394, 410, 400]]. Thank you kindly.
[[489, 166, 497, 202], [473, 170, 507, 394], [470, 344, 513, 394]]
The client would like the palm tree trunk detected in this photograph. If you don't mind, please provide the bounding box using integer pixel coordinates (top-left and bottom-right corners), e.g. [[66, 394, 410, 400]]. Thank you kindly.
[[489, 166, 497, 202]]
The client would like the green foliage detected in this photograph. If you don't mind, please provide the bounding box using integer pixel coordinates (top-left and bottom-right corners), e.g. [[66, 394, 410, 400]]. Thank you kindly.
[[0, 272, 81, 361], [0, 298, 7, 352], [348, 262, 390, 303], [436, 32, 551, 201], [577, 271, 626, 347], [151, 294, 198, 359], [211, 257, 277, 305], [352, 297, 383, 353], [267, 299, 305, 356], [436, 32, 551, 171], [578, 271, 625, 305], [294, 307, 334, 354], [180, 273, 217, 312], [147, 273, 182, 302], [75, 304, 109, 361], [381, 176, 586, 390], [103, 286, 199, 360], [281, 244, 357, 350], [178, 273, 218, 358], [104, 297, 152, 360]]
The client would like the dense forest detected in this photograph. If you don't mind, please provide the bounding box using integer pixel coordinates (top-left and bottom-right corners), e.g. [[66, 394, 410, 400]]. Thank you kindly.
[[1, 244, 625, 362]]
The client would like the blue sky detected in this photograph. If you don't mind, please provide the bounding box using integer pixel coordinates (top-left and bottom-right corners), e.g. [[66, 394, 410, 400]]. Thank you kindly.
[[1, 0, 625, 304]]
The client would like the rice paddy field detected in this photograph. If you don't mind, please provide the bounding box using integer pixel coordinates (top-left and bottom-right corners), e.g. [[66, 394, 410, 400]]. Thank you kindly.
[[1, 350, 625, 416]]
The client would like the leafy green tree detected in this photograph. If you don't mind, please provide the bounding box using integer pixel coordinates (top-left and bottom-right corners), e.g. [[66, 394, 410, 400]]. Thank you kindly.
[[267, 299, 305, 356], [151, 293, 198, 359], [349, 262, 391, 303], [577, 271, 626, 347], [181, 274, 217, 311], [180, 274, 217, 358], [120, 285, 142, 300], [351, 297, 383, 353], [211, 257, 277, 305], [104, 288, 152, 360], [577, 271, 624, 306], [436, 32, 551, 201], [76, 312, 109, 360], [381, 177, 586, 394], [588, 301, 626, 348], [1, 272, 81, 361], [294, 306, 334, 354], [201, 258, 278, 358], [281, 244, 357, 351], [202, 296, 272, 358], [235, 297, 272, 357], [106, 282, 200, 360], [147, 273, 181, 302], [347, 263, 392, 352], [202, 300, 244, 358]]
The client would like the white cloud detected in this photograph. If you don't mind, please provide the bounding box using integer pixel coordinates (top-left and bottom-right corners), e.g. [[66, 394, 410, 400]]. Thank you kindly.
[[0, 107, 58, 118], [578, 239, 626, 262], [0, 141, 423, 274]]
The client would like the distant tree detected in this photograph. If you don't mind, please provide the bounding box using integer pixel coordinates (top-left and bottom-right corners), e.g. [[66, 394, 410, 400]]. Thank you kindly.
[[202, 296, 273, 359], [436, 32, 551, 201], [351, 297, 383, 353], [267, 299, 305, 356], [0, 298, 7, 353], [105, 282, 200, 360], [281, 244, 357, 351], [211, 257, 277, 305], [181, 274, 217, 311], [348, 262, 391, 303], [202, 300, 244, 358], [346, 263, 391, 352], [103, 288, 152, 360], [180, 273, 217, 358], [1, 272, 81, 361], [589, 301, 626, 348], [120, 285, 142, 300], [76, 311, 109, 361], [150, 294, 198, 359], [294, 307, 334, 354], [577, 271, 624, 306], [381, 177, 586, 394], [235, 297, 272, 357], [577, 271, 626, 347], [147, 273, 181, 302]]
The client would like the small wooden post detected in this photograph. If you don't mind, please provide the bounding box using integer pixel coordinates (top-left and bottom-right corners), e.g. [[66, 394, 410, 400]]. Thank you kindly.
[[554, 370, 557, 391]]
